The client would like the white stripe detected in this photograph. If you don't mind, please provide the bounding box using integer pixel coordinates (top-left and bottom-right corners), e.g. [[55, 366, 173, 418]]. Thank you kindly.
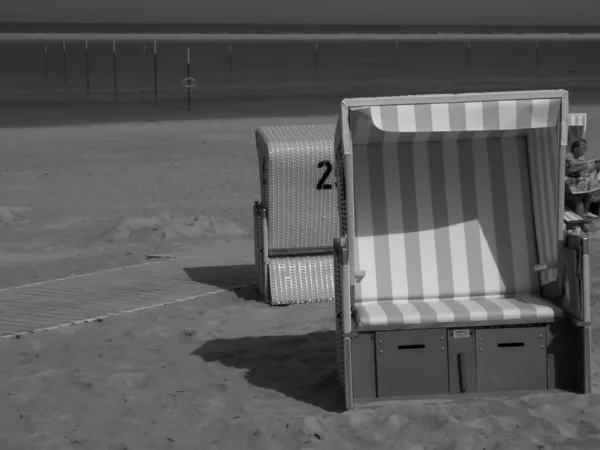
[[431, 103, 451, 132], [465, 102, 484, 130], [443, 140, 471, 298], [396, 105, 417, 133], [370, 106, 383, 130], [502, 138, 533, 293], [382, 143, 409, 300], [498, 100, 518, 130], [472, 138, 503, 295], [353, 145, 377, 301], [531, 98, 551, 128], [413, 142, 439, 300]]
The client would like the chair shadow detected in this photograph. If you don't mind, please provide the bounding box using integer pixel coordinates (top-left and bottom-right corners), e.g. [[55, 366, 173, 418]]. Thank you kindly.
[[183, 264, 257, 291], [193, 330, 345, 412]]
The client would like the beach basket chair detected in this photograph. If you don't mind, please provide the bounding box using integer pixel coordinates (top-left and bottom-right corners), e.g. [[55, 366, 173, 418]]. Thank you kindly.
[[333, 90, 592, 409], [564, 113, 588, 226], [254, 124, 339, 305]]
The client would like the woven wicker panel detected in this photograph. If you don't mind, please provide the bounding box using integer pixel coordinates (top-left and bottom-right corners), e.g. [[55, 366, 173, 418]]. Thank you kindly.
[[253, 203, 266, 296], [335, 142, 347, 239], [268, 255, 335, 305], [334, 245, 346, 387], [255, 124, 339, 251]]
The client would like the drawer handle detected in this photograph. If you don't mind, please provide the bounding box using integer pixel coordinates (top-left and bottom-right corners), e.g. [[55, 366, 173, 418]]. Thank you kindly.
[[397, 344, 425, 350], [497, 342, 525, 348]]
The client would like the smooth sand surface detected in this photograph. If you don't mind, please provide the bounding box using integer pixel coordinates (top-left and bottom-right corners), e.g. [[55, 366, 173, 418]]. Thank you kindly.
[[2, 66, 600, 448]]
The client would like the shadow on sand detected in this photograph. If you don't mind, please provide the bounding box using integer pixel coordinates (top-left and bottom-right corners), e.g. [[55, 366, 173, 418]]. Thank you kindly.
[[183, 264, 258, 291], [193, 330, 344, 412]]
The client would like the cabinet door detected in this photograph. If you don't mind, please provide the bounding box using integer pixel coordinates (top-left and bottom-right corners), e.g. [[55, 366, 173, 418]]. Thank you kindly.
[[375, 329, 449, 398], [476, 326, 547, 392]]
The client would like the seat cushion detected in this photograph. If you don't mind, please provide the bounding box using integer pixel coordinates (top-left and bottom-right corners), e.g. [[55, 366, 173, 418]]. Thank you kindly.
[[353, 294, 563, 328]]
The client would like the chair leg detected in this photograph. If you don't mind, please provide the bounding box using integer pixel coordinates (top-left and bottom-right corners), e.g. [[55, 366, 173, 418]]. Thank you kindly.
[[344, 337, 354, 410], [578, 325, 593, 394]]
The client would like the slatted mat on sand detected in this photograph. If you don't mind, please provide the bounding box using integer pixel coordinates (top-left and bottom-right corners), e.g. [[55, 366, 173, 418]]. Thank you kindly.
[[0, 257, 257, 338]]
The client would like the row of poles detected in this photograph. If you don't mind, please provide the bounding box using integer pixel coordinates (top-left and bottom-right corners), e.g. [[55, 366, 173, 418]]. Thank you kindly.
[[41, 39, 544, 108], [42, 40, 237, 108]]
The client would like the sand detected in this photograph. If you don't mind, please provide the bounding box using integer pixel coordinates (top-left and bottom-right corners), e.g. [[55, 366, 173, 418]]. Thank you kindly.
[[3, 56, 600, 447]]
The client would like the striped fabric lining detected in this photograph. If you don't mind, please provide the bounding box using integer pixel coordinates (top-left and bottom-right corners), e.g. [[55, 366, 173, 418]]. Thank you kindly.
[[349, 98, 562, 145], [353, 135, 539, 303], [354, 294, 563, 327], [528, 126, 561, 285]]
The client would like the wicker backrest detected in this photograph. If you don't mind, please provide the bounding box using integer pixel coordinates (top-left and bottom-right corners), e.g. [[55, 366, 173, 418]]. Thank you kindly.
[[256, 124, 339, 251]]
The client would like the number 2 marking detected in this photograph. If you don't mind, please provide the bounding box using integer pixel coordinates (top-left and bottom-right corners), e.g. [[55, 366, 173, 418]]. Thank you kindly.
[[317, 160, 333, 190]]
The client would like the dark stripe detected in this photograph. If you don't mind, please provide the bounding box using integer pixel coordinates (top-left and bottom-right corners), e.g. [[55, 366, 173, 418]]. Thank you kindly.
[[414, 104, 434, 133], [516, 99, 534, 129], [458, 136, 486, 296], [379, 302, 405, 325], [536, 128, 553, 276], [546, 99, 562, 128], [488, 138, 516, 294], [482, 101, 500, 130], [449, 102, 467, 132], [367, 141, 394, 301], [444, 299, 474, 321], [379, 105, 399, 132], [518, 137, 539, 290], [428, 141, 454, 298], [411, 302, 441, 324], [478, 297, 506, 320], [398, 145, 423, 299]]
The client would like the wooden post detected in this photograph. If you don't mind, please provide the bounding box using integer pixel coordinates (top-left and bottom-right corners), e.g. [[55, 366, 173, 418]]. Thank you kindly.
[[85, 40, 90, 95], [466, 41, 472, 69], [112, 40, 117, 98], [535, 40, 539, 74], [187, 47, 191, 111], [314, 43, 319, 75], [153, 40, 158, 104], [62, 41, 67, 85], [228, 44, 232, 73], [44, 45, 48, 77]]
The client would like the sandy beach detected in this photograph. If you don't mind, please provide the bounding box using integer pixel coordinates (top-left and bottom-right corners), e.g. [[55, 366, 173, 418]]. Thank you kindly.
[[2, 44, 600, 448]]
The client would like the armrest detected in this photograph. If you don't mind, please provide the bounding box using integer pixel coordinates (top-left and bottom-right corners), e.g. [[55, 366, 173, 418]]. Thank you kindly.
[[561, 235, 591, 324]]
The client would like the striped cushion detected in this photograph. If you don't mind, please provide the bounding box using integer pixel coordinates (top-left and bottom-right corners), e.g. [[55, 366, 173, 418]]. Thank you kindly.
[[354, 294, 563, 327], [353, 135, 539, 303]]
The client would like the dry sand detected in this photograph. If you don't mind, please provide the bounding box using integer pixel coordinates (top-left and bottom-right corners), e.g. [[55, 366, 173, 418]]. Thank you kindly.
[[3, 78, 600, 448]]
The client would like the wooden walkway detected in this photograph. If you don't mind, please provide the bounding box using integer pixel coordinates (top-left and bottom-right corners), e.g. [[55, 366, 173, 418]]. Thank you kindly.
[[0, 257, 256, 339]]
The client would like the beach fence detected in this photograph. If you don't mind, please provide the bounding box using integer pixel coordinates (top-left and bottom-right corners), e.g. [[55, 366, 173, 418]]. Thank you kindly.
[[1, 33, 600, 106]]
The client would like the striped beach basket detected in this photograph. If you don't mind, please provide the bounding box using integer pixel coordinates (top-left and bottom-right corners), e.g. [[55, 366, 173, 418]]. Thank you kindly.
[[334, 90, 592, 409]]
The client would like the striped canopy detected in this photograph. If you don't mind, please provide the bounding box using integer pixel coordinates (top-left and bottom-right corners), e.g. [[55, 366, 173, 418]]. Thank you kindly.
[[349, 97, 564, 144], [336, 91, 568, 297]]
